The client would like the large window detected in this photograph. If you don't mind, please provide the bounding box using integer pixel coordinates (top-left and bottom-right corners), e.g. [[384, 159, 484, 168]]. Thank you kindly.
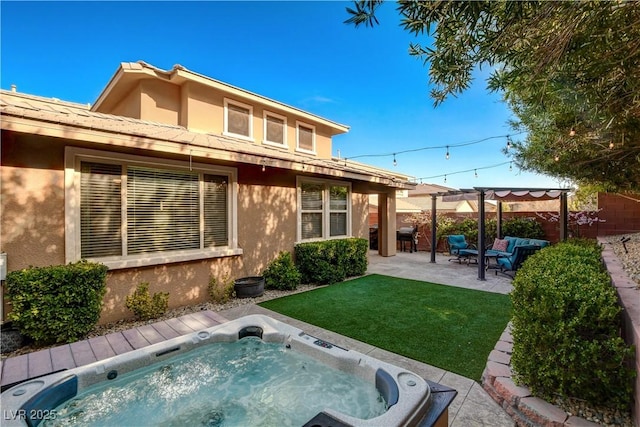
[[67, 149, 240, 268], [263, 111, 287, 147], [298, 179, 351, 241], [224, 98, 253, 140], [296, 122, 316, 154]]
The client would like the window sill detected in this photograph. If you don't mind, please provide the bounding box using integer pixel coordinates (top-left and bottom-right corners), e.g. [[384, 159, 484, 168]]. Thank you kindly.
[[88, 247, 244, 270], [223, 131, 254, 142], [295, 147, 316, 155]]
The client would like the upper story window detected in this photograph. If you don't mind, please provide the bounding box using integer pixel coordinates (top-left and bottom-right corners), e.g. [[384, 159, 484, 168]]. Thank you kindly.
[[224, 98, 253, 140], [263, 111, 287, 147], [296, 121, 316, 154], [65, 148, 241, 269], [298, 178, 351, 241]]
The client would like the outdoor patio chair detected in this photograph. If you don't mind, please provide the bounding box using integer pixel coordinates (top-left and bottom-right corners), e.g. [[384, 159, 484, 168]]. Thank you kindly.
[[446, 235, 476, 263], [495, 245, 541, 277]]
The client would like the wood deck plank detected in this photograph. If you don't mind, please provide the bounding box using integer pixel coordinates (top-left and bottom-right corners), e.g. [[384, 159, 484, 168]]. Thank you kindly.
[[176, 313, 210, 331], [105, 332, 134, 355], [164, 317, 197, 335], [187, 311, 221, 328], [1, 354, 29, 386], [50, 345, 76, 371], [151, 321, 180, 340], [88, 336, 117, 361], [27, 349, 53, 378], [121, 329, 151, 350], [70, 340, 97, 367], [136, 324, 165, 345], [200, 310, 228, 325]]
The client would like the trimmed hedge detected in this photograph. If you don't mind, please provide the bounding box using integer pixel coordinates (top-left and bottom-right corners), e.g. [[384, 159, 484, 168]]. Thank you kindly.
[[510, 241, 635, 409], [295, 238, 368, 285], [263, 251, 301, 291], [6, 260, 108, 344], [125, 282, 170, 321], [501, 216, 545, 240]]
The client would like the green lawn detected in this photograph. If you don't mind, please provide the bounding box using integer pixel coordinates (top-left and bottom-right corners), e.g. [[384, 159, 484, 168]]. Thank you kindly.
[[259, 274, 512, 380]]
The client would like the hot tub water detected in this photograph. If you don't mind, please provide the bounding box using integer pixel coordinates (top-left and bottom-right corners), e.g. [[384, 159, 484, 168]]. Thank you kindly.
[[44, 338, 387, 426]]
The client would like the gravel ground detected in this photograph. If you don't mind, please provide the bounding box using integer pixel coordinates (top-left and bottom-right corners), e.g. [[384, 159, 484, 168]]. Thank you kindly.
[[606, 232, 640, 286]]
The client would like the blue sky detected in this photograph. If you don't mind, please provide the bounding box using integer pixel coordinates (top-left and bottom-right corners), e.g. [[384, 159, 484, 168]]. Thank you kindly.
[[1, 1, 561, 189]]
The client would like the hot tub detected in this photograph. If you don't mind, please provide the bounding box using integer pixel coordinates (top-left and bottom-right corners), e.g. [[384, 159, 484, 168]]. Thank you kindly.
[[1, 315, 431, 426]]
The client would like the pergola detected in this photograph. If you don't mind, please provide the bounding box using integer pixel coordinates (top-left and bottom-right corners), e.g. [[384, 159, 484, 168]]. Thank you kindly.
[[427, 187, 573, 280]]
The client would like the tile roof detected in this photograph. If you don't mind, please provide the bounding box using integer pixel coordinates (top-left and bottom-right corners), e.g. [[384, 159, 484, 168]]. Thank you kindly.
[[0, 90, 413, 189]]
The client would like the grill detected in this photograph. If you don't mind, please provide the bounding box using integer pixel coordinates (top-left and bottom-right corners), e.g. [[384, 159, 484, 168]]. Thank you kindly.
[[397, 226, 418, 253]]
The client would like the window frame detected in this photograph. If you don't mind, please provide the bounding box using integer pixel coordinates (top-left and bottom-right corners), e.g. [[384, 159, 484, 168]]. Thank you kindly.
[[296, 177, 351, 242], [65, 147, 241, 269], [295, 121, 316, 155], [262, 110, 288, 148], [223, 98, 254, 141]]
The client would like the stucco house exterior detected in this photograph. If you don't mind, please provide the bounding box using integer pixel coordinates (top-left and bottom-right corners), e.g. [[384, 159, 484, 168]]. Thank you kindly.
[[0, 61, 413, 323]]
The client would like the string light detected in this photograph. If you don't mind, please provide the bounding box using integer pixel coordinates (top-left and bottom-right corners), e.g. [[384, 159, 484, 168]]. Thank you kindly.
[[345, 132, 525, 161], [506, 136, 512, 150], [416, 161, 511, 181], [554, 154, 560, 162], [609, 141, 614, 149], [261, 159, 266, 172], [474, 169, 478, 178], [444, 174, 447, 183], [393, 153, 397, 167], [569, 127, 576, 137], [445, 146, 450, 160], [509, 161, 513, 172]]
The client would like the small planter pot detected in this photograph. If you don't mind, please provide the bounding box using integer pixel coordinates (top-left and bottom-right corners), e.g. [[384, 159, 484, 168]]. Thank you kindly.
[[234, 276, 265, 299]]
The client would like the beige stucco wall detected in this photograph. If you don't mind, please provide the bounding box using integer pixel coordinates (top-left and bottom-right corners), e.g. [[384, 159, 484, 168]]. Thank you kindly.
[[1, 131, 370, 324], [105, 78, 336, 160], [110, 83, 142, 119], [140, 80, 180, 125]]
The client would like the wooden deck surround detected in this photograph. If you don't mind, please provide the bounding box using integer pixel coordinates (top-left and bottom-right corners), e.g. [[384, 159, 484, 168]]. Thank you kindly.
[[0, 310, 228, 392]]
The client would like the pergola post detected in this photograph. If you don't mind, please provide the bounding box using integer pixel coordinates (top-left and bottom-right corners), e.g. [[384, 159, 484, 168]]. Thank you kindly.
[[559, 192, 568, 241], [478, 190, 486, 281], [496, 201, 503, 238], [377, 191, 397, 257], [430, 194, 437, 263]]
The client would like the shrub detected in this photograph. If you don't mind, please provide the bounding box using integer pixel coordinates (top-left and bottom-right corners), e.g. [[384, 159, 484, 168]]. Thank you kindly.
[[510, 242, 635, 409], [502, 217, 545, 239], [5, 260, 108, 344], [263, 251, 301, 291], [295, 238, 368, 285], [125, 283, 169, 321], [208, 275, 235, 303]]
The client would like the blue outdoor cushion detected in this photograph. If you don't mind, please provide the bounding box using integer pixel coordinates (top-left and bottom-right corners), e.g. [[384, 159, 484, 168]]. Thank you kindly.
[[528, 239, 550, 248], [504, 236, 518, 253], [448, 235, 467, 249]]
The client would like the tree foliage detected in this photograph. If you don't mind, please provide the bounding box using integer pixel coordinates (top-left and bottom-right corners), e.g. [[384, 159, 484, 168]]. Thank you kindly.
[[345, 1, 640, 191]]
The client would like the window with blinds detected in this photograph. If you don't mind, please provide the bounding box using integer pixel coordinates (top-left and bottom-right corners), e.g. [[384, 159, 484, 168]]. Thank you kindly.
[[80, 161, 230, 259], [299, 181, 350, 240], [80, 162, 123, 258], [225, 99, 252, 138], [297, 123, 315, 152], [301, 183, 323, 239], [264, 113, 286, 145], [329, 185, 348, 237]]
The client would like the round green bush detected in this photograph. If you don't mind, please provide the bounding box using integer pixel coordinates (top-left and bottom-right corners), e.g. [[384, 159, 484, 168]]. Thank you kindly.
[[510, 242, 635, 409], [6, 260, 108, 344], [263, 251, 301, 290]]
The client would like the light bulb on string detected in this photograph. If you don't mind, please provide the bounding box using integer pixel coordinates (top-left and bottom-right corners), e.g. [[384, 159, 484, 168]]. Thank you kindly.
[[509, 161, 513, 172], [445, 146, 450, 160], [444, 174, 447, 183], [474, 169, 478, 178], [393, 153, 397, 167], [554, 154, 560, 162], [569, 127, 576, 137], [506, 136, 512, 150], [609, 141, 614, 149]]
